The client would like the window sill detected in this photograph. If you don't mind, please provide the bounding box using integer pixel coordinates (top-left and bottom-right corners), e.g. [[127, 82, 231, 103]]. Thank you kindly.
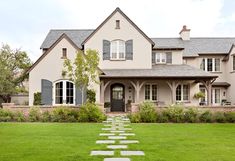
[[230, 71, 235, 73], [210, 71, 222, 74], [155, 62, 166, 65], [110, 58, 126, 61], [61, 56, 67, 59]]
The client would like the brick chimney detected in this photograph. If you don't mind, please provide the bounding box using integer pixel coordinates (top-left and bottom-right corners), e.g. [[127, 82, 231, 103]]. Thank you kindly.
[[179, 25, 190, 40]]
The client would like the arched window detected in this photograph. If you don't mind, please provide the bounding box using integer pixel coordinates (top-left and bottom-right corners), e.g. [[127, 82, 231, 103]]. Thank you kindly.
[[111, 40, 125, 60], [54, 80, 75, 105]]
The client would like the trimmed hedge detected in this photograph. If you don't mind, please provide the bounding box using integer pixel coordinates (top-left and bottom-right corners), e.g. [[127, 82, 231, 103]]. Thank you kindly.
[[128, 104, 235, 123], [0, 103, 106, 122]]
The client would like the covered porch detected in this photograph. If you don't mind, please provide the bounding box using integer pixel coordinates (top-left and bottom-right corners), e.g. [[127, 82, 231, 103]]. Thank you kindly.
[[99, 65, 217, 112]]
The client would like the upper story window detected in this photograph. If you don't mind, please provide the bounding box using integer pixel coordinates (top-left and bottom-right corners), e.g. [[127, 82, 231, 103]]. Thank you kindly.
[[233, 55, 235, 71], [200, 58, 220, 72], [156, 53, 166, 64], [152, 52, 172, 64], [145, 84, 157, 101], [61, 48, 67, 59], [115, 20, 120, 29], [111, 40, 125, 60]]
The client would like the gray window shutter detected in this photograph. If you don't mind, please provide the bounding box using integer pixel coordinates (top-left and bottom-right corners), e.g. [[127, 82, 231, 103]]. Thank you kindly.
[[166, 52, 172, 64], [75, 87, 87, 105], [41, 79, 52, 105], [103, 40, 110, 60], [152, 52, 156, 63], [125, 40, 133, 60]]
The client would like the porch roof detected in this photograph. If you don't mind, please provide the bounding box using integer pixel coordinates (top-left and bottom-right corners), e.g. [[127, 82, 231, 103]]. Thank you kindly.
[[100, 64, 217, 79]]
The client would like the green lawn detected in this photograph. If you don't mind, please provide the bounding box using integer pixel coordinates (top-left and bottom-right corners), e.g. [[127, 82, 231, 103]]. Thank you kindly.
[[0, 123, 235, 161]]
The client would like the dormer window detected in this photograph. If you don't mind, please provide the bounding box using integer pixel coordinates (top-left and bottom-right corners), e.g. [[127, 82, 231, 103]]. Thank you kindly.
[[111, 40, 125, 60], [62, 48, 67, 59], [115, 20, 120, 29], [200, 58, 220, 72], [156, 53, 166, 64]]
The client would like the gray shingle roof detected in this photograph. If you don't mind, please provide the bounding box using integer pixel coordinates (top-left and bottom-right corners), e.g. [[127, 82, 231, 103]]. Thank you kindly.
[[151, 38, 235, 57], [101, 64, 216, 78], [40, 29, 235, 57], [40, 29, 94, 49]]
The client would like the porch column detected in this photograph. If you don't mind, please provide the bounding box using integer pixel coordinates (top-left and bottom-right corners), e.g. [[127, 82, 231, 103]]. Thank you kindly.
[[130, 80, 146, 103], [166, 81, 179, 104], [201, 79, 214, 106], [100, 80, 111, 103]]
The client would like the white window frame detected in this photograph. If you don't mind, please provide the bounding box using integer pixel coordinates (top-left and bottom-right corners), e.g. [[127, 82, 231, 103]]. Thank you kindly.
[[201, 58, 220, 72], [144, 84, 158, 101], [212, 88, 221, 105], [53, 80, 75, 106], [155, 53, 166, 64], [110, 40, 125, 60], [176, 84, 190, 102]]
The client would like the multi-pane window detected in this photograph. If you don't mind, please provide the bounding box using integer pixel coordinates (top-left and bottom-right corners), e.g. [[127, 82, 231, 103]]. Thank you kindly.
[[212, 89, 220, 104], [111, 40, 125, 60], [155, 53, 166, 63], [176, 84, 189, 101], [54, 80, 74, 105], [55, 82, 63, 104], [145, 84, 157, 101], [233, 55, 235, 71], [200, 58, 220, 72]]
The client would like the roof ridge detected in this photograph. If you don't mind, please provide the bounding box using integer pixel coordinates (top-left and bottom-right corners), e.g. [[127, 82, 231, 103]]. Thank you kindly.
[[50, 29, 94, 31]]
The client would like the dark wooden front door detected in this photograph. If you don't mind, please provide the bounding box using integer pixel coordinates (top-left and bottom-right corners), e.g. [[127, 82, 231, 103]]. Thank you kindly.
[[111, 83, 125, 112]]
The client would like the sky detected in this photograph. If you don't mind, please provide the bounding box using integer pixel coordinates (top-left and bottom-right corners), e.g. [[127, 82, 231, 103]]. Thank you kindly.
[[1, 0, 235, 62]]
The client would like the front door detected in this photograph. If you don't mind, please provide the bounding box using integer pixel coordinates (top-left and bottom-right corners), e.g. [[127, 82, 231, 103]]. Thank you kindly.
[[111, 83, 125, 112]]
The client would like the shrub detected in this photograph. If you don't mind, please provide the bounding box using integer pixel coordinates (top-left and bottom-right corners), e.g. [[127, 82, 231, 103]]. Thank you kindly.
[[199, 110, 213, 123], [29, 107, 41, 122], [0, 109, 14, 122], [78, 103, 106, 122], [213, 112, 226, 123], [164, 105, 184, 123], [42, 110, 52, 122], [139, 101, 156, 122], [13, 111, 25, 122], [33, 92, 41, 105], [184, 108, 199, 123], [51, 107, 79, 122], [128, 113, 141, 123], [87, 89, 96, 103], [157, 111, 169, 123], [225, 112, 235, 123]]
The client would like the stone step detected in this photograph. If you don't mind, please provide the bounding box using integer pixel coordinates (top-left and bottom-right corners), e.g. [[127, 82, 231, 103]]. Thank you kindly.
[[96, 140, 115, 144], [99, 133, 115, 136], [104, 158, 130, 161], [107, 145, 128, 149], [119, 133, 135, 136], [108, 136, 127, 140], [119, 140, 139, 144], [117, 128, 132, 131], [120, 151, 145, 156], [90, 150, 114, 156], [110, 130, 125, 133], [102, 128, 116, 131]]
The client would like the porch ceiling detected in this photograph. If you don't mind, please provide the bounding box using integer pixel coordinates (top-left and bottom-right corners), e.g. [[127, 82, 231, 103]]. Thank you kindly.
[[100, 64, 217, 80]]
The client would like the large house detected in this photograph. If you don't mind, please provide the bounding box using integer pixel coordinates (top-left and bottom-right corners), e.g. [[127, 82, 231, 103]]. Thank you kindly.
[[28, 8, 235, 111]]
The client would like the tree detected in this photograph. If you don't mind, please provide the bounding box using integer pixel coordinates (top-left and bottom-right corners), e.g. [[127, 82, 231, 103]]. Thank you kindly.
[[62, 49, 100, 104], [0, 44, 32, 102]]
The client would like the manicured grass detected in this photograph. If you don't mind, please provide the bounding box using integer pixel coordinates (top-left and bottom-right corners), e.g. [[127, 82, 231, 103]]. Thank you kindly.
[[0, 123, 235, 161]]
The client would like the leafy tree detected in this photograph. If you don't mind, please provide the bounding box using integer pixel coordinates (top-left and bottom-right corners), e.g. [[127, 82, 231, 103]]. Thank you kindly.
[[0, 44, 32, 102], [62, 49, 100, 104]]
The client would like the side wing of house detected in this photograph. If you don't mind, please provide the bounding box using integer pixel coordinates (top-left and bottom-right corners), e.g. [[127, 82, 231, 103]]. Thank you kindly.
[[28, 35, 85, 106]]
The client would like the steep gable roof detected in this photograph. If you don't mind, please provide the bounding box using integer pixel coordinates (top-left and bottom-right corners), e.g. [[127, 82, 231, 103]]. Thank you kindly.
[[27, 33, 80, 73], [81, 7, 155, 46], [40, 29, 94, 49]]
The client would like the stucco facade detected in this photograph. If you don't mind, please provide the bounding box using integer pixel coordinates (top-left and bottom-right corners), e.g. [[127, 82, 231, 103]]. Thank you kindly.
[[28, 7, 235, 110]]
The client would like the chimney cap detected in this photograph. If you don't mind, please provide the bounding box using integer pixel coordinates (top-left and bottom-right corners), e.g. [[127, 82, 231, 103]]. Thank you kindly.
[[179, 25, 191, 34]]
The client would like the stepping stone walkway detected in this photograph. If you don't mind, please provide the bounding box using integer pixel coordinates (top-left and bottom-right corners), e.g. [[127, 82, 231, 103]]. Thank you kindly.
[[90, 116, 145, 160]]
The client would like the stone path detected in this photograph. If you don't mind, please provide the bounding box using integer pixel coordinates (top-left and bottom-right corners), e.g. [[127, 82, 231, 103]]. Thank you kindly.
[[90, 116, 145, 161]]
